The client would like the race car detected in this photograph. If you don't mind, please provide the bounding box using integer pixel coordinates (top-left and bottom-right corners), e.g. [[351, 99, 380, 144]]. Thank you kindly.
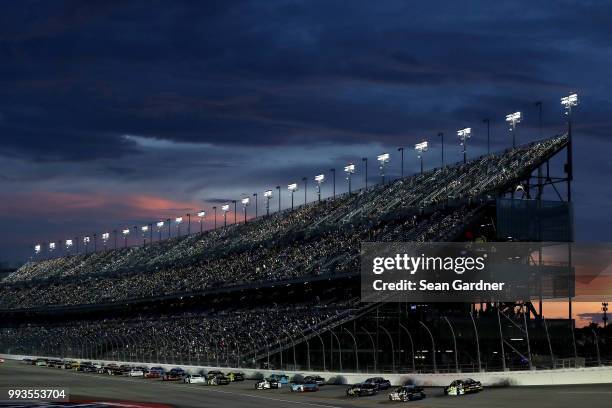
[[290, 381, 319, 392], [184, 374, 206, 384], [303, 375, 325, 386], [144, 367, 164, 379], [227, 372, 245, 382], [388, 385, 426, 401], [47, 359, 62, 368], [128, 368, 145, 377], [346, 383, 378, 397], [269, 374, 289, 384], [206, 372, 230, 385], [444, 378, 483, 396], [364, 377, 392, 390], [255, 378, 281, 390], [163, 368, 187, 381], [35, 358, 48, 367]]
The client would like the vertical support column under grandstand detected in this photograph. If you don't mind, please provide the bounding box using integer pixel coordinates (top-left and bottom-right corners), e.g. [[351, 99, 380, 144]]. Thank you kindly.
[[343, 327, 358, 372], [398, 323, 415, 373], [361, 326, 377, 372], [443, 316, 459, 373], [470, 312, 482, 372], [379, 325, 395, 372], [419, 321, 437, 373]]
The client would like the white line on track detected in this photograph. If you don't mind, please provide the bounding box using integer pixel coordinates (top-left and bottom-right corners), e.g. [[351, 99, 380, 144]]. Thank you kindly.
[[557, 391, 612, 394]]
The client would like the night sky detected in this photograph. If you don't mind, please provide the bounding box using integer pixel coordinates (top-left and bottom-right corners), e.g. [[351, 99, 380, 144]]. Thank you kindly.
[[1, 0, 611, 271]]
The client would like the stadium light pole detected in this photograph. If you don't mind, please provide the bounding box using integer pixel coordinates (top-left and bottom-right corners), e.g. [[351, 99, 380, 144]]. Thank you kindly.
[[253, 193, 258, 218], [437, 132, 444, 168], [397, 147, 404, 178], [330, 168, 336, 198], [534, 102, 543, 139], [141, 225, 149, 246], [361, 157, 368, 189], [288, 183, 298, 210], [156, 221, 164, 241], [377, 153, 389, 184], [344, 163, 355, 194], [197, 211, 206, 233], [264, 190, 272, 216], [82, 236, 90, 255], [415, 141, 428, 175], [505, 111, 522, 149], [102, 232, 110, 251], [222, 204, 229, 227], [482, 119, 490, 154], [302, 177, 307, 204], [175, 216, 183, 237], [122, 228, 130, 248], [113, 230, 117, 249], [276, 185, 281, 212], [212, 207, 217, 229], [314, 174, 325, 203], [232, 200, 237, 224], [241, 197, 249, 223], [93, 233, 97, 253], [166, 218, 171, 238], [457, 128, 471, 164], [561, 92, 578, 200], [186, 213, 191, 235]]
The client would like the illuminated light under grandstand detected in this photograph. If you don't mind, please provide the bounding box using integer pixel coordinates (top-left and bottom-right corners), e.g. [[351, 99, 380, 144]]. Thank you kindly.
[[344, 163, 355, 194], [505, 111, 522, 148], [414, 141, 428, 175], [377, 153, 390, 183], [34, 244, 41, 254], [457, 127, 471, 163], [314, 174, 325, 202]]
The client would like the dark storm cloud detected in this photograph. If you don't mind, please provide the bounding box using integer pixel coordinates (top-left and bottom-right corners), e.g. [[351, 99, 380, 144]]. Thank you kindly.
[[0, 0, 611, 263]]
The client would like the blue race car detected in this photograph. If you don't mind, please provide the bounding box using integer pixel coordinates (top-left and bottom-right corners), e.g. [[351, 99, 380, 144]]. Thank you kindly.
[[290, 381, 319, 392], [269, 374, 289, 384]]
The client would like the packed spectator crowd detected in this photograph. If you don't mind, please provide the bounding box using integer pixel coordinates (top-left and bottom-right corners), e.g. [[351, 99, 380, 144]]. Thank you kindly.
[[0, 135, 567, 311], [0, 301, 355, 367]]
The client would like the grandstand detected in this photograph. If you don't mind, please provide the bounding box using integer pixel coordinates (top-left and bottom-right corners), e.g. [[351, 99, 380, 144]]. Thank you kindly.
[[1, 134, 609, 373]]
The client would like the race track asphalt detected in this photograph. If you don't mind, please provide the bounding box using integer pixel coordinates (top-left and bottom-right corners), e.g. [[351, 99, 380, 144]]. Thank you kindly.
[[1, 360, 611, 408]]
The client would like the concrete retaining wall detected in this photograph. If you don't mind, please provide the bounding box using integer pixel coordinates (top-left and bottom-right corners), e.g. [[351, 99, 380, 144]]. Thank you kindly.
[[3, 354, 611, 387]]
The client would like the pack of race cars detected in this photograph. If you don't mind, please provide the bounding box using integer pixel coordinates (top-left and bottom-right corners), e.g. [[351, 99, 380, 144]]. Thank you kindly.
[[19, 358, 483, 401]]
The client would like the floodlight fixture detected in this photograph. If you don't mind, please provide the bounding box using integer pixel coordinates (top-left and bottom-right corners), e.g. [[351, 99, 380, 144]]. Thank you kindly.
[[156, 221, 164, 228], [264, 190, 273, 215], [344, 164, 355, 174], [241, 197, 250, 205], [264, 190, 273, 198], [175, 216, 183, 224], [102, 232, 110, 241], [221, 204, 230, 226], [377, 153, 390, 164], [315, 174, 325, 183], [49, 242, 56, 251], [221, 204, 230, 212], [561, 93, 578, 112], [83, 236, 90, 244], [197, 210, 206, 217], [65, 239, 73, 248], [34, 244, 41, 254], [122, 229, 130, 236], [288, 183, 298, 192], [141, 225, 149, 232]]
